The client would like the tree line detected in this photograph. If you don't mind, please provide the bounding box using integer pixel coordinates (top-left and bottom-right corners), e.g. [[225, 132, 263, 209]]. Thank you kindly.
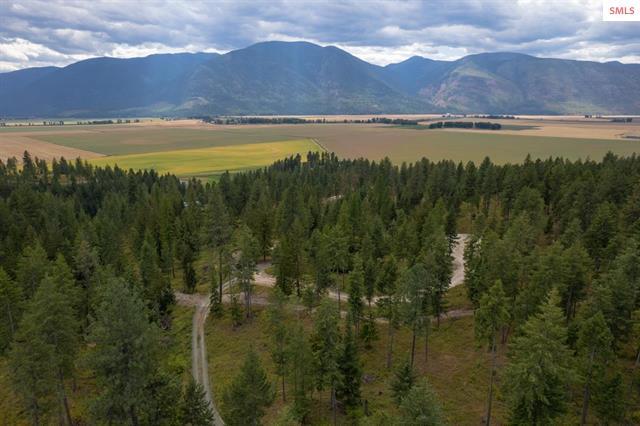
[[428, 121, 502, 130]]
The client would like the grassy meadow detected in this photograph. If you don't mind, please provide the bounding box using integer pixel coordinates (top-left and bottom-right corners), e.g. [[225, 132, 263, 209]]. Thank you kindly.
[[204, 294, 506, 425], [89, 139, 321, 178], [204, 283, 637, 425]]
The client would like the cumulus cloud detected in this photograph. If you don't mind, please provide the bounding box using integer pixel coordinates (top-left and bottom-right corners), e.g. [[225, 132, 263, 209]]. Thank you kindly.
[[0, 0, 638, 71]]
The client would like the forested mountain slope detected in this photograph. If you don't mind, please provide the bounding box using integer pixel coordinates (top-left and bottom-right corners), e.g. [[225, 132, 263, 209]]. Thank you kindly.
[[1, 41, 638, 116]]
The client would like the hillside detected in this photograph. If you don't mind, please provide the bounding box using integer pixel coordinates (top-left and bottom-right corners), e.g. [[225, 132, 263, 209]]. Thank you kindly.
[[1, 41, 638, 117], [0, 53, 217, 117], [396, 52, 640, 114], [182, 41, 426, 115]]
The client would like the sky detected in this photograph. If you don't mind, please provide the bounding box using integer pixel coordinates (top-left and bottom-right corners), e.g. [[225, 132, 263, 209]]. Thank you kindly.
[[0, 0, 639, 72]]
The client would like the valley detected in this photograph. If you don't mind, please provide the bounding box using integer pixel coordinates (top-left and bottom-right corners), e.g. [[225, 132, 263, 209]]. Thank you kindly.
[[2, 117, 639, 179], [1, 7, 639, 425]]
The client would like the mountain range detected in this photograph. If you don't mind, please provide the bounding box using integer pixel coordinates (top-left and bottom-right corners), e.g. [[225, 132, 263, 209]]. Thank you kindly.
[[1, 41, 638, 117]]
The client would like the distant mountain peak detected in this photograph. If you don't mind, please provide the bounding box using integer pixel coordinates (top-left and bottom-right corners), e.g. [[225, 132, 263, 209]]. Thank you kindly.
[[1, 42, 638, 117]]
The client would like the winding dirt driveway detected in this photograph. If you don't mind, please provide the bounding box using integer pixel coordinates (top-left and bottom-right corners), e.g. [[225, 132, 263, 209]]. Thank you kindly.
[[175, 289, 227, 425], [253, 233, 470, 303], [175, 234, 470, 424]]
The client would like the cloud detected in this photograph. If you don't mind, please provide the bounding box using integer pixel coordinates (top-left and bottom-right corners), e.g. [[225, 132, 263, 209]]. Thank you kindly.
[[0, 0, 638, 71], [0, 37, 92, 71]]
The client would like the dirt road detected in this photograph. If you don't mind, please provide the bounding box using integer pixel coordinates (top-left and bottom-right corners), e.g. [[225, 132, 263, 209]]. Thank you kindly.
[[451, 234, 469, 287], [254, 233, 470, 300], [176, 291, 225, 425]]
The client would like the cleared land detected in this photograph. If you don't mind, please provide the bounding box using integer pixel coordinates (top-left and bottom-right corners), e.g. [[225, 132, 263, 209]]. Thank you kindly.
[[88, 139, 320, 177]]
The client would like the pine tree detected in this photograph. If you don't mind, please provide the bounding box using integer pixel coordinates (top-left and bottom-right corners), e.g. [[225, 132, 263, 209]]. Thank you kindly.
[[207, 185, 231, 304], [87, 277, 161, 424], [182, 247, 197, 293], [400, 263, 430, 367], [179, 380, 214, 426], [391, 359, 416, 406], [584, 202, 618, 270], [182, 187, 204, 257], [92, 193, 129, 269], [631, 309, 640, 394], [348, 254, 365, 334], [248, 187, 274, 261], [233, 224, 259, 319], [287, 218, 307, 297], [311, 299, 341, 422], [287, 324, 314, 422], [602, 240, 640, 343], [577, 311, 614, 426], [592, 370, 627, 424], [300, 275, 317, 313], [9, 302, 57, 425], [376, 255, 398, 296], [230, 294, 243, 328], [268, 287, 290, 402], [376, 256, 400, 368], [474, 279, 509, 426], [15, 242, 49, 299], [0, 267, 23, 353], [328, 225, 349, 310], [221, 347, 274, 426], [209, 265, 223, 318], [140, 232, 173, 323], [48, 254, 81, 312], [72, 235, 100, 330], [503, 293, 575, 425], [363, 253, 376, 308], [360, 308, 379, 349], [422, 226, 452, 327], [513, 244, 562, 325], [397, 378, 444, 426], [336, 322, 362, 411], [39, 275, 78, 426], [273, 239, 293, 295], [10, 273, 79, 426], [309, 229, 334, 295], [557, 243, 592, 322], [141, 372, 181, 426]]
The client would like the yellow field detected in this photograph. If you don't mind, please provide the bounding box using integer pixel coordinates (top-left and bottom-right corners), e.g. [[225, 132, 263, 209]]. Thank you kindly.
[[89, 139, 321, 177]]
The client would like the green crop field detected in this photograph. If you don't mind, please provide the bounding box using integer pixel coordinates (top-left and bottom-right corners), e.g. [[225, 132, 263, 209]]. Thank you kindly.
[[33, 127, 304, 155], [88, 139, 321, 178]]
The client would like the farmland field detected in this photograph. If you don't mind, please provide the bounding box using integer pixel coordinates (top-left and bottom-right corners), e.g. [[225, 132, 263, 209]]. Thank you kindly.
[[3, 118, 640, 173], [89, 139, 320, 178], [33, 127, 304, 155], [314, 126, 640, 164]]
